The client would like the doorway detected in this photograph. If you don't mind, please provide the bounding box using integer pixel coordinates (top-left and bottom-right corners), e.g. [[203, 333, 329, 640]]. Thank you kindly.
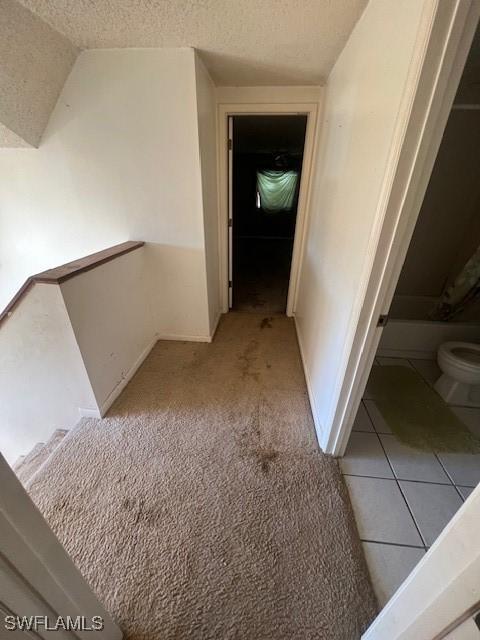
[[341, 15, 480, 615], [228, 115, 307, 314]]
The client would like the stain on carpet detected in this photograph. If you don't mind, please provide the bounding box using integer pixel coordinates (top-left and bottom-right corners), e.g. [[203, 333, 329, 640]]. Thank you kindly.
[[26, 313, 377, 640]]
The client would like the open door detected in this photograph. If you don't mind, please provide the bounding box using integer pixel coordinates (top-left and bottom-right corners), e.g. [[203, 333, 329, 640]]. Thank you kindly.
[[227, 114, 307, 314], [0, 454, 121, 639]]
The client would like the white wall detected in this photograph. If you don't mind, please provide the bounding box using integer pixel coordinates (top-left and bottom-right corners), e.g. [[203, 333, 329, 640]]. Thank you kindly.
[[0, 48, 212, 340], [0, 246, 158, 464], [60, 249, 156, 413], [194, 53, 221, 334], [295, 0, 434, 449], [0, 284, 97, 464], [0, 0, 77, 147]]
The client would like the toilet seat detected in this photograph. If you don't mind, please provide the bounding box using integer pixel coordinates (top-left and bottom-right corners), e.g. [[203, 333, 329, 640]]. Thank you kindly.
[[438, 341, 480, 385]]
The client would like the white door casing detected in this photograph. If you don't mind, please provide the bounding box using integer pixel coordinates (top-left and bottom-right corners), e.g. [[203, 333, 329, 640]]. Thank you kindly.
[[216, 92, 321, 317]]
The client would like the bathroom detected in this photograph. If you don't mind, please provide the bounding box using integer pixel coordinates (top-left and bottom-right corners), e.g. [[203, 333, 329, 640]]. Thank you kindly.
[[342, 26, 480, 608]]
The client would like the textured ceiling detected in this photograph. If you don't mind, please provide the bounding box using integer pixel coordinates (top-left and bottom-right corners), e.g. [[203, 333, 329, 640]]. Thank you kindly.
[[18, 0, 368, 85]]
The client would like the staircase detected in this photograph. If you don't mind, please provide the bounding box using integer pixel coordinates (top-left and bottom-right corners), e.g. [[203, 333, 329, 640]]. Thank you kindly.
[[13, 429, 68, 485]]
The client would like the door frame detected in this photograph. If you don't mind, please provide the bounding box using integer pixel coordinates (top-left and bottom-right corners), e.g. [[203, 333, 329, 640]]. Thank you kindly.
[[217, 98, 321, 316], [324, 0, 480, 457]]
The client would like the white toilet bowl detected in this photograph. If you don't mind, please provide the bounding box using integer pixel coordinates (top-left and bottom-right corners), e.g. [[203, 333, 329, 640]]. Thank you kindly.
[[435, 341, 480, 407]]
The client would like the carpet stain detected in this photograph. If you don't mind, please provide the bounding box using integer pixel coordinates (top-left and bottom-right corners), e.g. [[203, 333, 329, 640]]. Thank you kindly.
[[256, 447, 279, 473], [260, 317, 273, 329], [238, 339, 259, 380], [26, 313, 377, 640]]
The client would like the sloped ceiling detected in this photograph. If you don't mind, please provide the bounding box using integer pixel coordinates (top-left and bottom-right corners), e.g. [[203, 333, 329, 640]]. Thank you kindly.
[[0, 0, 77, 147], [18, 0, 368, 86]]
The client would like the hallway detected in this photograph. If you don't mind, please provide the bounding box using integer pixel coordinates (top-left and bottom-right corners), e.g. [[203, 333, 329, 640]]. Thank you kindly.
[[24, 313, 376, 639], [233, 238, 294, 313]]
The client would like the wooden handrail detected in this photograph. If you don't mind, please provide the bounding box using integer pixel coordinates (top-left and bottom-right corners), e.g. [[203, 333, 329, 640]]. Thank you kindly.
[[0, 241, 145, 326]]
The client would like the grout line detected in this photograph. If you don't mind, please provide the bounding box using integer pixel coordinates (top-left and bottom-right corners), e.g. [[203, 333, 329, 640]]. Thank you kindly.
[[356, 384, 473, 548], [362, 399, 392, 436], [343, 473, 396, 481], [362, 398, 457, 487], [343, 472, 454, 487], [448, 404, 480, 410], [360, 538, 428, 552], [433, 453, 467, 501], [373, 425, 428, 548], [377, 357, 479, 410], [352, 428, 376, 434], [408, 362, 436, 388], [361, 399, 378, 433], [356, 398, 428, 547]]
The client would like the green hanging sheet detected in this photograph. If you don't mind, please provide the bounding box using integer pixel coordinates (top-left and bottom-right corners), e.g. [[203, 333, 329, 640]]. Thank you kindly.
[[257, 170, 298, 212]]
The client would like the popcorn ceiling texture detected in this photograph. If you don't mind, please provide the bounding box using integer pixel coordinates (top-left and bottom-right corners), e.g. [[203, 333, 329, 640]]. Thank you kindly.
[[0, 123, 30, 148], [0, 0, 77, 146], [26, 313, 377, 639], [18, 0, 368, 85]]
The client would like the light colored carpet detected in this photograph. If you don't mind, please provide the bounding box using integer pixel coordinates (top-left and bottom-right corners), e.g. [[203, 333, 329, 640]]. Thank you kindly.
[[27, 313, 377, 639], [15, 429, 68, 484]]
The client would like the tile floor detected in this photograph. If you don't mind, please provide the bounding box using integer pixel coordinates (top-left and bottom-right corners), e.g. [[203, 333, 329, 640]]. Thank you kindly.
[[342, 356, 480, 607]]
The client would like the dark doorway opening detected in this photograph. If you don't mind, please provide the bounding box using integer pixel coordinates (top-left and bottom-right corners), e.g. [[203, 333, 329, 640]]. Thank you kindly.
[[231, 115, 307, 314]]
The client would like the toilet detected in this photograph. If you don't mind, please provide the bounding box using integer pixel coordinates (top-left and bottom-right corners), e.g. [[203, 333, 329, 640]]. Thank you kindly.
[[435, 341, 480, 407]]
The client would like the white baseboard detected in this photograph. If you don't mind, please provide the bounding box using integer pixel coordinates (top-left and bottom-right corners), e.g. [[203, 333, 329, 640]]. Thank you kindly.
[[377, 348, 436, 360], [78, 407, 101, 419], [156, 333, 213, 343], [293, 316, 325, 451], [79, 326, 219, 423], [79, 319, 223, 423], [97, 337, 158, 417], [209, 309, 223, 341], [156, 311, 223, 345]]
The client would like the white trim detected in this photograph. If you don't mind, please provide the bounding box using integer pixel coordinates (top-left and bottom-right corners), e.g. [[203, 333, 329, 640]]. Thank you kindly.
[[209, 309, 222, 341], [216, 86, 322, 104], [156, 332, 214, 343], [325, 0, 480, 458], [78, 406, 101, 419], [85, 319, 223, 421], [451, 103, 480, 110], [217, 97, 322, 316], [376, 348, 436, 360], [98, 337, 157, 416], [294, 316, 325, 447]]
